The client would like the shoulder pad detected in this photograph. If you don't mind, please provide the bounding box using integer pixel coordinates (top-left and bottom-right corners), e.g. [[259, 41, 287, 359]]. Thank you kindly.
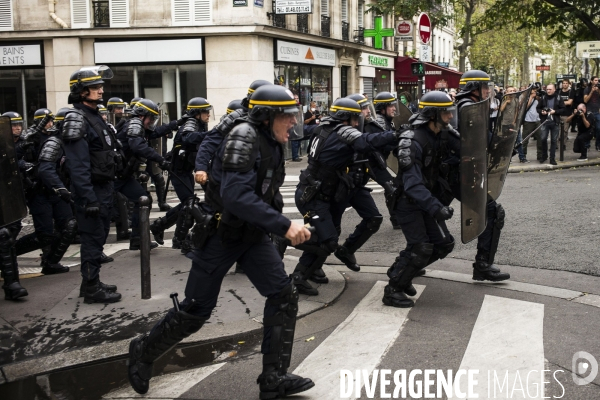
[[397, 130, 414, 150], [398, 130, 415, 139], [182, 118, 200, 134], [62, 110, 86, 141], [215, 109, 246, 137], [336, 125, 363, 144], [396, 131, 419, 171], [39, 137, 63, 162], [222, 122, 259, 173], [127, 118, 145, 138], [374, 114, 388, 130]]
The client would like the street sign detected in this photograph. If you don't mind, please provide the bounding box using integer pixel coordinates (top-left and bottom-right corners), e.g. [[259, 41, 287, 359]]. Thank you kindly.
[[418, 13, 431, 44], [535, 65, 550, 71], [576, 41, 600, 58], [419, 44, 431, 62], [364, 16, 395, 49], [396, 20, 413, 41], [411, 62, 425, 76], [274, 0, 311, 14]]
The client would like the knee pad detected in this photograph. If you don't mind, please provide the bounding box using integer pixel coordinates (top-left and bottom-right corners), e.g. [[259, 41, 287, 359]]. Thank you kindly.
[[36, 232, 57, 247], [409, 243, 434, 269], [433, 241, 455, 260], [154, 173, 165, 186], [366, 215, 384, 232], [63, 218, 78, 236], [0, 228, 13, 248], [322, 239, 338, 255]]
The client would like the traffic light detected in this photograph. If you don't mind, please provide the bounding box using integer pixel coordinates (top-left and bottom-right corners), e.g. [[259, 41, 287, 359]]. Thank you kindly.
[[411, 62, 425, 76]]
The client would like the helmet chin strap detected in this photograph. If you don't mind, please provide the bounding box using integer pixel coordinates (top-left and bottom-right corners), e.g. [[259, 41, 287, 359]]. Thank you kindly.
[[82, 96, 104, 105]]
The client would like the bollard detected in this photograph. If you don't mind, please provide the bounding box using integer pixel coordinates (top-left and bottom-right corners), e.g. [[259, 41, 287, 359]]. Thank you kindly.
[[559, 123, 565, 162], [139, 195, 152, 299]]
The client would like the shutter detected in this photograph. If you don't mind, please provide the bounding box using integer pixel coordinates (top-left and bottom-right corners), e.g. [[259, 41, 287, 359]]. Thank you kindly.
[[172, 0, 192, 26], [70, 0, 90, 28], [341, 0, 347, 22], [363, 78, 373, 99], [357, 1, 363, 27], [321, 0, 328, 16], [193, 0, 211, 24], [0, 0, 13, 31], [110, 0, 129, 27]]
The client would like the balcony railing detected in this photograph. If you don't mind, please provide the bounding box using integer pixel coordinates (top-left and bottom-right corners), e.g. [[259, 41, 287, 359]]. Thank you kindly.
[[272, 2, 286, 28], [354, 27, 364, 44], [297, 14, 308, 33], [342, 21, 349, 41], [92, 0, 110, 28], [321, 15, 330, 38]]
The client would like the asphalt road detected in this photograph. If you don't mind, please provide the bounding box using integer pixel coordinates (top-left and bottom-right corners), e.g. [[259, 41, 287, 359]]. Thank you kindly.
[[339, 165, 600, 276]]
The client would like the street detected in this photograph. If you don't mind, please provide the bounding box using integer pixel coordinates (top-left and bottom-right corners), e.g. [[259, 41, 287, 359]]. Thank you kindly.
[[2, 161, 600, 399]]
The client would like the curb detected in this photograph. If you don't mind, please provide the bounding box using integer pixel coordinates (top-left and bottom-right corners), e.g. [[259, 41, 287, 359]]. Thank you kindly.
[[508, 158, 600, 173], [0, 263, 346, 384]]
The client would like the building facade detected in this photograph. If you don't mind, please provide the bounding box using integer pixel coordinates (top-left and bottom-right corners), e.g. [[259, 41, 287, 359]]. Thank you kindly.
[[0, 0, 397, 128]]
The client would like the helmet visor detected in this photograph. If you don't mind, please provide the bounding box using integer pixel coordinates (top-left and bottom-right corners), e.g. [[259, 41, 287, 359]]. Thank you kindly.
[[438, 106, 457, 130], [350, 114, 365, 133], [79, 65, 114, 80]]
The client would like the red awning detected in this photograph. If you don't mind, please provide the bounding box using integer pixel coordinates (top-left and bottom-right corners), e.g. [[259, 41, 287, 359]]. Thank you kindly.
[[395, 56, 463, 90]]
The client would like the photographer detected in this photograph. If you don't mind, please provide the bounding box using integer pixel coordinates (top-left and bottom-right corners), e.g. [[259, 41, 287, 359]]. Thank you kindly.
[[583, 76, 600, 151], [572, 78, 588, 132], [536, 84, 565, 165], [566, 104, 594, 161], [304, 101, 321, 126]]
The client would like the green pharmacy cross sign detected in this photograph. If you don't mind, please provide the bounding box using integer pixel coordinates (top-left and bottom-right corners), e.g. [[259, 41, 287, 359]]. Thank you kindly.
[[363, 16, 395, 49]]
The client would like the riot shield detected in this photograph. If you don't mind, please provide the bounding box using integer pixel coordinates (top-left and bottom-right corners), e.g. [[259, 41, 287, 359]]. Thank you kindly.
[[387, 102, 413, 175], [460, 98, 490, 244], [290, 108, 304, 140], [0, 117, 27, 227], [487, 86, 533, 200]]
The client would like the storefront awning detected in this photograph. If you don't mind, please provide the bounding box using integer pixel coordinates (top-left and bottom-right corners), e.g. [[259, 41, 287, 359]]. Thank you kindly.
[[394, 57, 463, 90]]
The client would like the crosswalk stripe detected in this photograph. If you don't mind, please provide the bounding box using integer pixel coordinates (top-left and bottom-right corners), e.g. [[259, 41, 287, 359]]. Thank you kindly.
[[454, 295, 545, 399], [103, 362, 226, 399], [293, 281, 425, 399]]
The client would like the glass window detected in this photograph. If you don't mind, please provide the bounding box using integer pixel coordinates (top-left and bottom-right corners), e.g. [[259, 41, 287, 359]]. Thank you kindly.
[[0, 68, 47, 126], [275, 63, 332, 114]]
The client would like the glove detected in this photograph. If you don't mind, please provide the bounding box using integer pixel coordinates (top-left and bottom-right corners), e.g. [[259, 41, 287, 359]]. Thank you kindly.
[[85, 202, 101, 218], [159, 160, 172, 171], [176, 115, 188, 126], [22, 162, 35, 170], [56, 188, 71, 203], [434, 206, 454, 222]]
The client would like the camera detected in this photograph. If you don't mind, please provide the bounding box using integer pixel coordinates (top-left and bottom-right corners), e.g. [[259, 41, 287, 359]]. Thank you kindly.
[[542, 107, 551, 113], [576, 109, 583, 116], [533, 82, 546, 97]]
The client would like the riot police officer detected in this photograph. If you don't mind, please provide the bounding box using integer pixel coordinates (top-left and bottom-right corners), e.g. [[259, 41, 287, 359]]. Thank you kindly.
[[292, 97, 403, 295], [128, 85, 315, 399], [452, 70, 510, 282], [61, 65, 121, 304], [384, 91, 457, 308], [3, 112, 26, 169], [106, 97, 126, 128], [116, 98, 167, 250], [150, 97, 212, 253]]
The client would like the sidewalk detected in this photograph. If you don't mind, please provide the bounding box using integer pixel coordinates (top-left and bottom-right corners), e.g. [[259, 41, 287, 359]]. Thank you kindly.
[[0, 249, 345, 383]]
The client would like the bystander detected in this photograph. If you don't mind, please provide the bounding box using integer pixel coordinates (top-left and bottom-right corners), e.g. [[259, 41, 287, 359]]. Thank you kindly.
[[566, 103, 594, 161], [536, 84, 565, 165], [558, 79, 574, 150], [519, 90, 540, 163], [583, 76, 600, 151]]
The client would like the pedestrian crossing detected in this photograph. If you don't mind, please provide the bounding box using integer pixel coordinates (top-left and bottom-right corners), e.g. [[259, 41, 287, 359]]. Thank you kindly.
[[102, 281, 554, 400]]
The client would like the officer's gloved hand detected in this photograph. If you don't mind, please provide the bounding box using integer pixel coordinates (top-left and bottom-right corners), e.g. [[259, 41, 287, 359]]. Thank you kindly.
[[85, 202, 101, 218], [159, 160, 172, 171], [56, 188, 71, 203], [177, 115, 189, 126], [22, 162, 35, 170], [434, 206, 454, 222]]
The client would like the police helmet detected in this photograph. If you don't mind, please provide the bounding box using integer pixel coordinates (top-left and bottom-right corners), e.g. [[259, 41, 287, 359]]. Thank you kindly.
[[457, 70, 490, 99], [68, 65, 113, 104], [130, 97, 142, 108], [373, 91, 397, 112], [346, 93, 371, 108], [186, 97, 213, 117], [2, 111, 23, 132], [248, 85, 298, 122], [132, 98, 159, 118], [33, 108, 54, 122], [106, 97, 125, 112], [410, 91, 456, 128], [242, 80, 273, 109], [329, 98, 362, 121], [48, 107, 71, 133], [97, 104, 108, 115], [226, 99, 244, 114]]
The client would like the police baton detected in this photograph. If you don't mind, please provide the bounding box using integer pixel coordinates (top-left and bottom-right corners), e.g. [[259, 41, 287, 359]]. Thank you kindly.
[[168, 168, 196, 195], [514, 119, 549, 149]]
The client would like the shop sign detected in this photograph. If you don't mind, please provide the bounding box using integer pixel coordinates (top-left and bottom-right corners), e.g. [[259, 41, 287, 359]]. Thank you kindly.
[[233, 0, 247, 6], [359, 53, 394, 70], [396, 20, 413, 41], [435, 79, 448, 89], [300, 78, 311, 85], [425, 70, 442, 75], [276, 40, 335, 67], [254, 0, 263, 6], [274, 0, 311, 14], [0, 44, 42, 67], [95, 39, 203, 64]]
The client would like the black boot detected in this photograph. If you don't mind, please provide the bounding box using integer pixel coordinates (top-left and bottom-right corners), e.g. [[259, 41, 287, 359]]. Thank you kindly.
[[291, 256, 327, 296], [257, 284, 314, 399], [100, 252, 114, 264], [41, 261, 69, 275], [382, 285, 414, 308], [83, 278, 122, 304], [308, 267, 329, 284], [154, 173, 171, 212], [116, 227, 131, 242], [128, 307, 206, 394], [79, 279, 117, 297], [334, 245, 360, 272], [130, 237, 159, 251], [1, 230, 28, 300], [472, 260, 510, 282]]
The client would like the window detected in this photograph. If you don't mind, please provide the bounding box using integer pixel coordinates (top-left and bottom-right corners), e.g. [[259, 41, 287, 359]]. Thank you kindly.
[[0, 0, 13, 31], [172, 0, 211, 26], [357, 0, 364, 27], [321, 0, 328, 16], [71, 0, 91, 29], [109, 0, 129, 27], [341, 0, 347, 22]]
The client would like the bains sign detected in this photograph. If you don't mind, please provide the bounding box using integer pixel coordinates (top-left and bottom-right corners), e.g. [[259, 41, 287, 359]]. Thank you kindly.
[[0, 45, 42, 67]]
